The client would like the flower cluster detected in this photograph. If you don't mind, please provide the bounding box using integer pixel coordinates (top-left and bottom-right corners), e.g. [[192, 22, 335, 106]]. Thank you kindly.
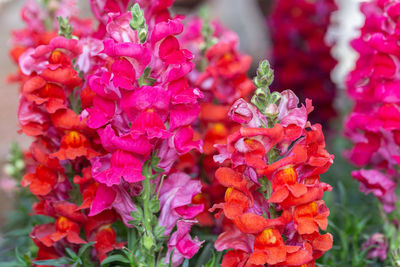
[[212, 61, 334, 266], [12, 0, 205, 265], [345, 0, 400, 213], [9, 0, 337, 266], [175, 16, 255, 228], [268, 0, 337, 125], [17, 31, 122, 264]]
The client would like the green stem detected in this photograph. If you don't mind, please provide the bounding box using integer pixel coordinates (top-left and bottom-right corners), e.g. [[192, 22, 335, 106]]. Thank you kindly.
[[142, 163, 155, 266]]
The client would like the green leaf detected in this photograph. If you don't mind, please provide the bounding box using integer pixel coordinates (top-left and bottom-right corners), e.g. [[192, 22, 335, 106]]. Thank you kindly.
[[78, 242, 96, 257], [65, 247, 78, 259], [168, 248, 175, 267], [149, 199, 160, 213], [34, 257, 73, 266], [153, 166, 165, 173], [153, 225, 165, 239], [130, 207, 143, 226], [181, 259, 189, 267], [100, 254, 130, 265]]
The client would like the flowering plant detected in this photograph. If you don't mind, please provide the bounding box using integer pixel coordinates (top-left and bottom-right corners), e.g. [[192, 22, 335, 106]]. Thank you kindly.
[[3, 0, 338, 266]]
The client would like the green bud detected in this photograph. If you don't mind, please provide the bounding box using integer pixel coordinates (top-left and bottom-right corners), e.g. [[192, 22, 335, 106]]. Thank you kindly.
[[254, 60, 274, 88], [57, 16, 74, 39], [143, 233, 154, 250], [130, 3, 148, 43], [138, 27, 148, 43], [264, 103, 279, 118]]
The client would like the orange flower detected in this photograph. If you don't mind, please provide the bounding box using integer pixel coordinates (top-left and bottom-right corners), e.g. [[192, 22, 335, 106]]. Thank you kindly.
[[243, 138, 267, 169], [52, 131, 99, 160], [293, 201, 329, 234], [269, 167, 307, 204], [223, 187, 251, 219], [215, 167, 248, 193], [232, 213, 269, 234], [249, 228, 286, 265]]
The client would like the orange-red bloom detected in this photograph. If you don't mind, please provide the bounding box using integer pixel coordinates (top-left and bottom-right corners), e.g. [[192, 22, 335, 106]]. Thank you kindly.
[[21, 165, 61, 196], [52, 131, 99, 160]]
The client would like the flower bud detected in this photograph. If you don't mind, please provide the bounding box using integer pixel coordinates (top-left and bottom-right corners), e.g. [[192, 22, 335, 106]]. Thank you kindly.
[[264, 103, 279, 118]]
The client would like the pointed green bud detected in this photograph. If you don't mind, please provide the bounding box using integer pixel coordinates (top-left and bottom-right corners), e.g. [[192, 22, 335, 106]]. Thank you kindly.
[[130, 3, 148, 43], [57, 16, 74, 39], [254, 60, 274, 88]]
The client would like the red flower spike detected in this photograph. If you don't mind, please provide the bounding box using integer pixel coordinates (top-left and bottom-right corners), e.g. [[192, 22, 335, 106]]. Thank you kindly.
[[211, 94, 333, 264], [52, 131, 99, 160]]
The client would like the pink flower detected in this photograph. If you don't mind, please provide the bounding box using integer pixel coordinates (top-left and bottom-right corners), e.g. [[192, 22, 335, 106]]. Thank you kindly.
[[362, 233, 388, 261], [158, 172, 204, 235], [165, 220, 204, 267], [345, 0, 400, 212], [91, 151, 144, 186], [352, 169, 397, 213], [229, 98, 267, 128]]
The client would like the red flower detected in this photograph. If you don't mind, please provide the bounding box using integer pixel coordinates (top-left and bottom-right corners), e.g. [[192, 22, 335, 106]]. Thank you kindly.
[[50, 216, 87, 244], [21, 165, 61, 196], [22, 76, 67, 113], [94, 226, 124, 262]]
